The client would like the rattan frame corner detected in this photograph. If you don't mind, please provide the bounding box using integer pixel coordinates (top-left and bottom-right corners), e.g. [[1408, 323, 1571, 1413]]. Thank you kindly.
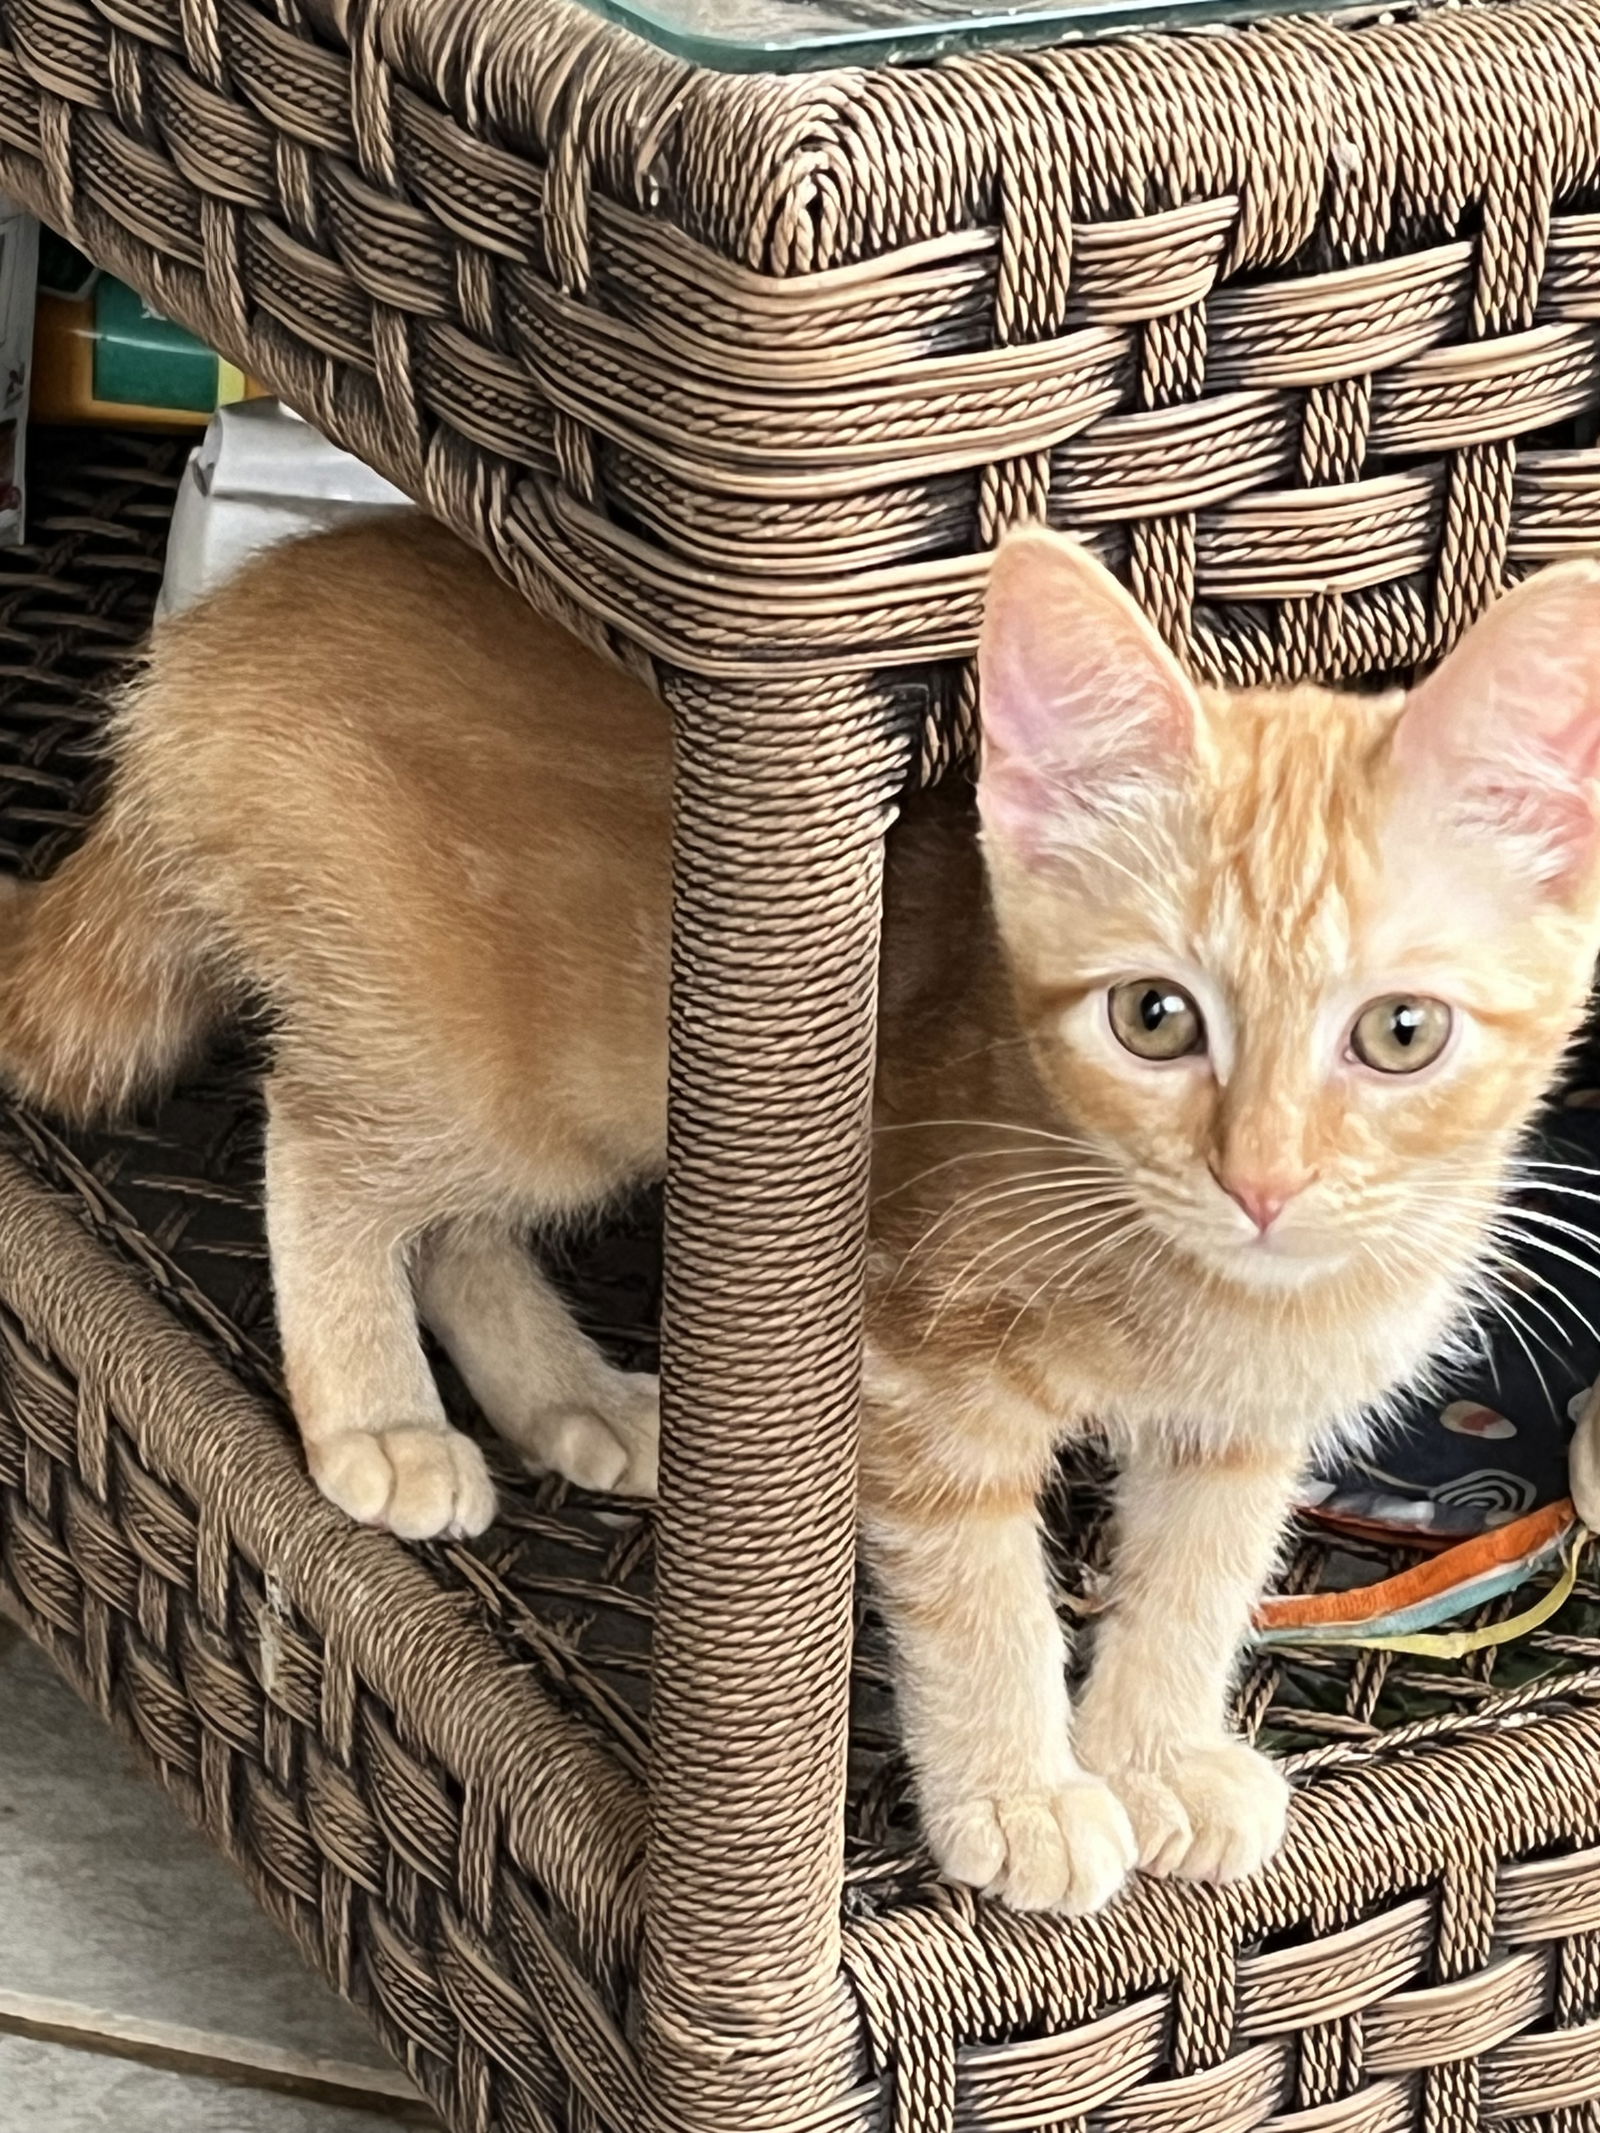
[[1, 0, 1600, 2126]]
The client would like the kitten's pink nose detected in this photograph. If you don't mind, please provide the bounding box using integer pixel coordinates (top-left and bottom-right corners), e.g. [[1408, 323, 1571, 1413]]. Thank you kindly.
[[1228, 1182, 1290, 1234], [1211, 1163, 1308, 1235]]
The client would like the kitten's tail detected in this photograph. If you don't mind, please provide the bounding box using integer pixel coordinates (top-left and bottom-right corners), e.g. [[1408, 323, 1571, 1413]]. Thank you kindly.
[[0, 814, 221, 1122]]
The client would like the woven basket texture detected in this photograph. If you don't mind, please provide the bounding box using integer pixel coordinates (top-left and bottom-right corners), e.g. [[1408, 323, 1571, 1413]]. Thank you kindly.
[[4, 0, 1600, 2119], [3, 432, 1600, 2132], [0, 0, 1598, 727]]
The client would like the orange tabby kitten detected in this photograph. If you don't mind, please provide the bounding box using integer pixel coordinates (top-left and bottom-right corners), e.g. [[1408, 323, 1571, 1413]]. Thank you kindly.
[[5, 516, 1600, 1915]]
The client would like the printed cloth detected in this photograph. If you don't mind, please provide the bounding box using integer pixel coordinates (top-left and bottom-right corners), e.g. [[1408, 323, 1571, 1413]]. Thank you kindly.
[[1252, 1077, 1600, 1648], [1308, 1092, 1600, 1543]]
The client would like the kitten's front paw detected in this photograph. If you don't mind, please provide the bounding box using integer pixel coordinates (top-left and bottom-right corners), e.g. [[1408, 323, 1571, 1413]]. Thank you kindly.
[[310, 1424, 497, 1541], [926, 1777, 1136, 1913], [1102, 1744, 1289, 1886], [524, 1371, 659, 1498]]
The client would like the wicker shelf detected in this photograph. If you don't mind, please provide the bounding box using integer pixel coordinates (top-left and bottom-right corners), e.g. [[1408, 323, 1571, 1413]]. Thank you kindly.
[[0, 0, 1599, 2118]]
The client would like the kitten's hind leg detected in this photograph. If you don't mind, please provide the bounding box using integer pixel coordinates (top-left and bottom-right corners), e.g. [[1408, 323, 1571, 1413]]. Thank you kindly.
[[419, 1222, 659, 1498], [265, 1087, 496, 1541]]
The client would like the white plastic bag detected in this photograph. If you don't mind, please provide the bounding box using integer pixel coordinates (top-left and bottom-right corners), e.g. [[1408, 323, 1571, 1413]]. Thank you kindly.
[[158, 399, 411, 620]]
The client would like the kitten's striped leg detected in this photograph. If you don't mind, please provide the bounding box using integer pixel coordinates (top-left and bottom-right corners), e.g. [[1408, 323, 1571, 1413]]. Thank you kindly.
[[864, 1489, 1135, 1914], [419, 1222, 658, 1497], [264, 1084, 496, 1541], [1073, 1453, 1299, 1885]]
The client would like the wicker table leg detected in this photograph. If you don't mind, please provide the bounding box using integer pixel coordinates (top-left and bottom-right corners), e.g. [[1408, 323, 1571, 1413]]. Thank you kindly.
[[642, 674, 913, 2132]]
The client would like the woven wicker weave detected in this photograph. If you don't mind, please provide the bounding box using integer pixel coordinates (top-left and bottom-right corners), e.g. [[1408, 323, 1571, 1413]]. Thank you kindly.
[[0, 0, 1599, 2120], [7, 437, 1600, 2133]]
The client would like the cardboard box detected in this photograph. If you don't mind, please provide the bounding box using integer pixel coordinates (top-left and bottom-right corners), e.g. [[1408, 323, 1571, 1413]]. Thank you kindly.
[[31, 231, 266, 431]]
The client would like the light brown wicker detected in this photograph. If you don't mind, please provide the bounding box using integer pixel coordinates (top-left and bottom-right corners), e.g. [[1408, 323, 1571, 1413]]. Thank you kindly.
[[0, 0, 1598, 2124]]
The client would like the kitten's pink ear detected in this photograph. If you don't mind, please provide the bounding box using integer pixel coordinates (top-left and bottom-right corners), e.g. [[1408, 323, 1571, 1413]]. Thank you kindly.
[[977, 528, 1201, 854], [1395, 560, 1600, 896]]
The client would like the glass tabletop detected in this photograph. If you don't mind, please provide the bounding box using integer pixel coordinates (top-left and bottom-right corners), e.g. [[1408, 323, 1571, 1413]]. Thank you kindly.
[[581, 0, 1335, 73]]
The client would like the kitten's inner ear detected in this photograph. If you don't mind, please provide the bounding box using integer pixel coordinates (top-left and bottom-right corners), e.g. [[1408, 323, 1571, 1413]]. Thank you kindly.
[[977, 528, 1202, 857], [1393, 560, 1600, 895]]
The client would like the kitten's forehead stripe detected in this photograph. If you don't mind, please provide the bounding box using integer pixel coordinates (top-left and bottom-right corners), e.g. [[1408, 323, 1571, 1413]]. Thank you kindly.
[[1200, 685, 1398, 989]]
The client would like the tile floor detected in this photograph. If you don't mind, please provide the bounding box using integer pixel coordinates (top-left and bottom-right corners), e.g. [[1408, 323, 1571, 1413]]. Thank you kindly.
[[0, 1618, 433, 2130]]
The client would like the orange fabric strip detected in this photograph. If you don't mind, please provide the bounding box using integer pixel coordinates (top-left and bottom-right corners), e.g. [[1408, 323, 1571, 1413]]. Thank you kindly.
[[1254, 1498, 1575, 1631]]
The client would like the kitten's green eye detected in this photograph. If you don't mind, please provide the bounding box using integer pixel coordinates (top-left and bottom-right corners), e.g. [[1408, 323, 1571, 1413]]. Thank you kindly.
[[1349, 996, 1453, 1075], [1108, 979, 1205, 1062]]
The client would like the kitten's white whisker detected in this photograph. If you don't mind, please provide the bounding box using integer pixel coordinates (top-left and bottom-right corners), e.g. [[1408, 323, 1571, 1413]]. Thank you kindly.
[[896, 1167, 1119, 1236], [874, 1142, 1123, 1203], [1476, 1283, 1562, 1415], [872, 1148, 1076, 1206], [1504, 1173, 1600, 1215], [996, 1216, 1149, 1352], [874, 1118, 1101, 1151], [894, 1181, 1130, 1290], [926, 1207, 1133, 1324], [1048, 1218, 1157, 1298], [1480, 1245, 1595, 1354], [1495, 1204, 1600, 1258], [924, 1207, 1135, 1335], [1485, 1215, 1600, 1297]]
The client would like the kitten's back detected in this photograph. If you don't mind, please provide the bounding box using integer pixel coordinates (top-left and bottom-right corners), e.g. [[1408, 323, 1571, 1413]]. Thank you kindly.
[[0, 517, 676, 1189]]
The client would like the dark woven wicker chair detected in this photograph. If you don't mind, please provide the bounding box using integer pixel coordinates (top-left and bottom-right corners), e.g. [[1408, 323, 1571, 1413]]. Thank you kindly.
[[1, 0, 1600, 2126]]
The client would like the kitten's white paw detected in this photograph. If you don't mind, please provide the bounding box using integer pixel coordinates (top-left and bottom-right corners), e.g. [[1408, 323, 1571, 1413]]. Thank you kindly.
[[927, 1777, 1136, 1913], [1103, 1743, 1289, 1886], [310, 1424, 497, 1541], [523, 1371, 659, 1497]]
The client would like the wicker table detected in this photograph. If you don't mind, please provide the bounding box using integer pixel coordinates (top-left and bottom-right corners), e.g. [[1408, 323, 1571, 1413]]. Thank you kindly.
[[0, 1, 1599, 2129]]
